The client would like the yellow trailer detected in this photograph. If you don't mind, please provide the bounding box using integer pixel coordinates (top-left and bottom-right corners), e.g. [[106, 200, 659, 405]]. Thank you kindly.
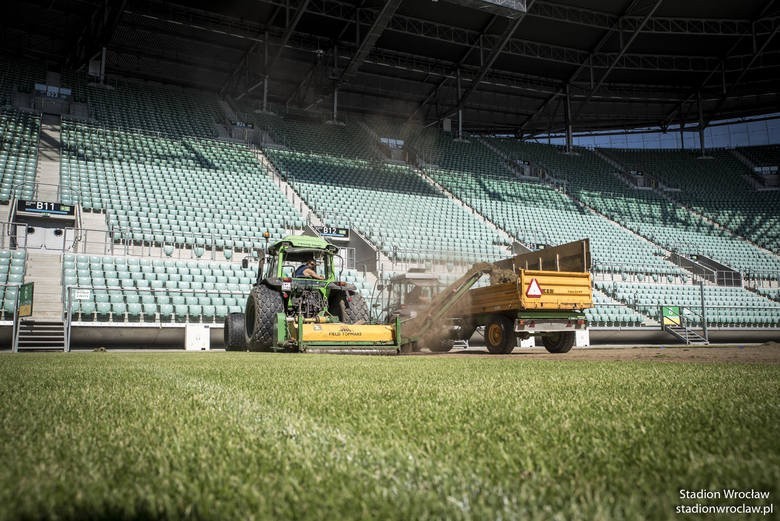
[[394, 240, 593, 354]]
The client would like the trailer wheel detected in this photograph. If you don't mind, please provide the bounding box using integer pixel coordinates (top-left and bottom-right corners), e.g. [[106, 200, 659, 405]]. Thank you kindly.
[[224, 312, 246, 351], [246, 285, 284, 351], [541, 331, 575, 353], [427, 339, 454, 353], [485, 315, 515, 354], [454, 318, 475, 341]]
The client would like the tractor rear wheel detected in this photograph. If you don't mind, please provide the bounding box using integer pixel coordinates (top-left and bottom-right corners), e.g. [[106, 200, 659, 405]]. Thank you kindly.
[[541, 331, 575, 353], [333, 292, 369, 324], [224, 312, 246, 351], [245, 284, 284, 351], [485, 315, 516, 354]]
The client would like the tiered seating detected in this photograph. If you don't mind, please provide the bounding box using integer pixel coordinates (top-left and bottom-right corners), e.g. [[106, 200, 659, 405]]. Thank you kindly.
[[0, 249, 26, 320], [85, 81, 220, 138], [489, 141, 780, 280], [63, 253, 373, 323], [254, 113, 379, 160], [265, 149, 508, 264], [737, 145, 780, 170], [421, 165, 681, 276], [599, 281, 780, 327], [0, 110, 40, 201], [0, 58, 46, 107], [586, 289, 648, 328], [60, 122, 305, 252], [410, 128, 510, 176], [600, 148, 780, 254], [64, 254, 252, 322], [754, 287, 780, 302], [361, 115, 409, 144]]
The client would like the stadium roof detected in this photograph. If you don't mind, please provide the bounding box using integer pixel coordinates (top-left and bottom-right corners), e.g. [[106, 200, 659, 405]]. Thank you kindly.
[[5, 0, 780, 135]]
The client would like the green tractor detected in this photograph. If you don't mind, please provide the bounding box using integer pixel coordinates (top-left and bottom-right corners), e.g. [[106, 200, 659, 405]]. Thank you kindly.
[[225, 235, 376, 352]]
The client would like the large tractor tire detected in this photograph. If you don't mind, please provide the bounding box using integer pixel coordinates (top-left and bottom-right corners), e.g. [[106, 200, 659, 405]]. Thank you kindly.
[[485, 315, 516, 354], [541, 331, 575, 353], [224, 312, 246, 351], [245, 284, 284, 351], [332, 292, 370, 324]]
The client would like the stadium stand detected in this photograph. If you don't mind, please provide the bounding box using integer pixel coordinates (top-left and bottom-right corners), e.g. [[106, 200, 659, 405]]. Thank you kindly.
[[0, 42, 777, 347], [0, 59, 46, 108], [587, 289, 648, 328], [597, 281, 780, 328], [737, 145, 780, 171]]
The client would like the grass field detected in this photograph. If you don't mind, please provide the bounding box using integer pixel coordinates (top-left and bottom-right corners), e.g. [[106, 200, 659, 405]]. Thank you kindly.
[[0, 352, 777, 520]]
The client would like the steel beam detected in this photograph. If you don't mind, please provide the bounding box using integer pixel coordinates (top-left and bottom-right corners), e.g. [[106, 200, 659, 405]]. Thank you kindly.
[[234, 0, 311, 101], [573, 0, 664, 122], [68, 0, 127, 68], [703, 22, 780, 125], [661, 0, 779, 128], [406, 16, 500, 123], [337, 0, 403, 86], [448, 2, 535, 117]]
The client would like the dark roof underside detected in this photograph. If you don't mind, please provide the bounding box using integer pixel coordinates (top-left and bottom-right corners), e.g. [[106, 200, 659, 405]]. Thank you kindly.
[[3, 0, 779, 135]]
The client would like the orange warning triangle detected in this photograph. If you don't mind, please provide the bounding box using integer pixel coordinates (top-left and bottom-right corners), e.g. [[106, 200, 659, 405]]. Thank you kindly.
[[526, 278, 542, 298]]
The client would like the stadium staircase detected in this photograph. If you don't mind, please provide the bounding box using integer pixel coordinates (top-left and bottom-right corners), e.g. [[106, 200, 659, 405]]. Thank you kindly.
[[36, 114, 61, 201], [25, 252, 64, 319], [663, 323, 708, 345], [15, 320, 66, 350], [413, 165, 517, 252], [473, 135, 554, 184], [590, 148, 652, 190], [252, 148, 321, 226], [16, 251, 66, 350], [355, 120, 391, 161], [729, 148, 756, 171]]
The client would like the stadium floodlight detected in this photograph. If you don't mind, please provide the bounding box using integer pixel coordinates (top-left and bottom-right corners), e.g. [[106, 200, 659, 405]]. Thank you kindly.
[[440, 0, 527, 18]]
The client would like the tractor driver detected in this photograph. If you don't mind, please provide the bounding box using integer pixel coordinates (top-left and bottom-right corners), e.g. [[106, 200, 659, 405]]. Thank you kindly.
[[294, 259, 324, 280]]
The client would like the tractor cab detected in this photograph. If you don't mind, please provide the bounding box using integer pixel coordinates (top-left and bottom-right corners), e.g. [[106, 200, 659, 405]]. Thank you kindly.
[[386, 269, 443, 320], [263, 235, 339, 284]]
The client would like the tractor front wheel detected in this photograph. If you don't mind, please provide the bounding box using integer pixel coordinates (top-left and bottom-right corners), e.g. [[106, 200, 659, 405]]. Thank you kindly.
[[485, 315, 516, 354], [245, 285, 284, 351], [224, 312, 246, 351]]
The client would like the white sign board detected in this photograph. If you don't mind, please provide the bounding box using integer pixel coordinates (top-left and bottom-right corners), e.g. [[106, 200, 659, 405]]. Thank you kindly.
[[74, 289, 92, 300]]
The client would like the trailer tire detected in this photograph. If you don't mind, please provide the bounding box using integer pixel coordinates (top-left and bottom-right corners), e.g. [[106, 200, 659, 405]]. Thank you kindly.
[[485, 315, 515, 354], [224, 312, 246, 351], [454, 318, 476, 341], [246, 285, 284, 351], [541, 331, 575, 353]]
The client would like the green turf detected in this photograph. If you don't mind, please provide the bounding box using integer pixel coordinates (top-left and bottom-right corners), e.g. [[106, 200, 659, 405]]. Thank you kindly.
[[0, 353, 777, 520]]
